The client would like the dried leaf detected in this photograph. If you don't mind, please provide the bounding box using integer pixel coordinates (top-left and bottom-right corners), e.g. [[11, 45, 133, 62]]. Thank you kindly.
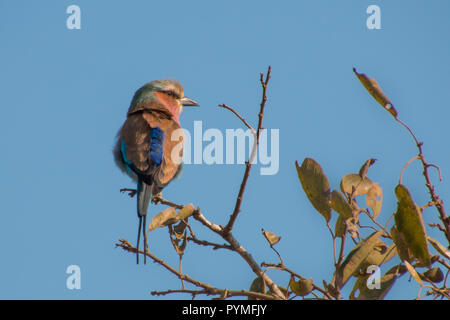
[[420, 267, 444, 283], [262, 229, 281, 246], [340, 174, 374, 197], [427, 236, 450, 260], [149, 207, 178, 231], [178, 231, 188, 253], [148, 204, 195, 232], [359, 158, 377, 179], [361, 242, 397, 271], [347, 220, 360, 240], [335, 230, 383, 289], [366, 183, 383, 219], [353, 68, 398, 118], [404, 260, 423, 286], [169, 225, 188, 255], [178, 204, 195, 220], [296, 159, 331, 222], [331, 190, 353, 219], [277, 286, 290, 299], [323, 280, 339, 299], [173, 220, 188, 240], [289, 277, 314, 297], [350, 265, 400, 300], [394, 184, 431, 267]]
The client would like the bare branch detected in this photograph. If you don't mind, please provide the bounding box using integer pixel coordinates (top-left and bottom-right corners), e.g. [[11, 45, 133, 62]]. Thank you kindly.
[[223, 66, 272, 235], [399, 156, 420, 185], [116, 238, 282, 300], [187, 236, 233, 251], [218, 104, 256, 134], [151, 288, 276, 300], [193, 209, 286, 299]]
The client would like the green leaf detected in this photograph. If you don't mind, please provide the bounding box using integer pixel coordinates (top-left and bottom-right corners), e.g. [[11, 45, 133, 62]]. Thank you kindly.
[[404, 260, 423, 286], [427, 236, 450, 260], [340, 174, 374, 197], [331, 190, 353, 219], [390, 227, 413, 263], [248, 277, 265, 300], [335, 214, 348, 238], [420, 267, 444, 283], [335, 230, 383, 289], [289, 278, 314, 297], [394, 184, 431, 267], [296, 158, 331, 222]]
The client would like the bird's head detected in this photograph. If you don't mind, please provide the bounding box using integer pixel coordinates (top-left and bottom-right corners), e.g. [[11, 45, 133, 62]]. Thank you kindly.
[[127, 79, 199, 125]]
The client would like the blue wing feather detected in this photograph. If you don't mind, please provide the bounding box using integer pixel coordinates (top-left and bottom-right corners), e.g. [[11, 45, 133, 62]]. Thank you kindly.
[[149, 126, 164, 166], [120, 139, 133, 174], [120, 126, 165, 178]]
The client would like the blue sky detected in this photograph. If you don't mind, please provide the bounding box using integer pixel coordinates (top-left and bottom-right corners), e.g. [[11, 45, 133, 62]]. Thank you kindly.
[[1, 0, 449, 299]]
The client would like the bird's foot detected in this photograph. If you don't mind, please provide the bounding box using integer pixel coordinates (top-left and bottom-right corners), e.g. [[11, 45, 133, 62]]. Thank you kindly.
[[152, 192, 163, 204], [120, 188, 137, 198]]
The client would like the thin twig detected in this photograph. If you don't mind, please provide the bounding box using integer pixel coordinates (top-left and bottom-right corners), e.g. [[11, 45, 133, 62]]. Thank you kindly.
[[270, 244, 284, 266], [261, 262, 333, 300], [151, 288, 275, 300], [395, 117, 450, 245], [429, 223, 446, 233], [421, 201, 442, 212], [193, 208, 286, 299], [187, 236, 233, 251], [336, 235, 347, 267], [362, 209, 391, 238], [218, 104, 256, 134], [116, 239, 278, 300], [326, 222, 337, 266], [148, 195, 286, 299], [223, 66, 272, 235], [399, 156, 420, 185]]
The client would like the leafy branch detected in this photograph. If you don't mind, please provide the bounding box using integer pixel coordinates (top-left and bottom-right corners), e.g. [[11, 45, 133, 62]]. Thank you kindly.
[[115, 67, 449, 300]]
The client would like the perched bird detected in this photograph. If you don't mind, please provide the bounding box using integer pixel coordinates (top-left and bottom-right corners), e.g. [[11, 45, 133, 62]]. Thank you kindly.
[[114, 80, 199, 264]]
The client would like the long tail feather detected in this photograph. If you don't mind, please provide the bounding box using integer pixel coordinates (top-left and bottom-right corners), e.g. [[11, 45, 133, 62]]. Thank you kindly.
[[143, 215, 147, 264], [136, 178, 152, 264], [137, 178, 152, 217], [136, 216, 142, 264]]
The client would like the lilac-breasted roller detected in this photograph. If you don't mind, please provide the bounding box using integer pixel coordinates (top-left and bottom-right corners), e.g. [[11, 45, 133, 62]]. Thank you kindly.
[[114, 80, 199, 264]]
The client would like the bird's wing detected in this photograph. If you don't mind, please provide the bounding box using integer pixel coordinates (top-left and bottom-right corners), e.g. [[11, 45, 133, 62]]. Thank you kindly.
[[141, 113, 184, 192], [117, 114, 157, 183]]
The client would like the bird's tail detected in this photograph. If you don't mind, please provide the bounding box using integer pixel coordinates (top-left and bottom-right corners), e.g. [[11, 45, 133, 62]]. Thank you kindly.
[[136, 178, 152, 264]]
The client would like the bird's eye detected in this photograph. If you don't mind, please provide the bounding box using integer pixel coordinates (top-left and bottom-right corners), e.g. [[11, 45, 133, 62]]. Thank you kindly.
[[164, 90, 178, 98]]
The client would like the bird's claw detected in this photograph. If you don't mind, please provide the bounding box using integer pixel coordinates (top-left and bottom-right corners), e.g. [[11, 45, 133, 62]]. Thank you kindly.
[[152, 192, 163, 204], [120, 188, 137, 198]]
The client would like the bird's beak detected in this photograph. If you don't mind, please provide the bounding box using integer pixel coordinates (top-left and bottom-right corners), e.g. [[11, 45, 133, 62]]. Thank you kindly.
[[181, 97, 199, 107]]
